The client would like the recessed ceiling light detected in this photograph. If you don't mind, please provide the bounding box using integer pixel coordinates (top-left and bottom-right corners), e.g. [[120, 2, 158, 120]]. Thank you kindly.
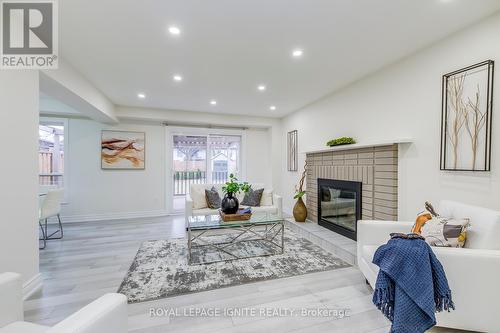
[[137, 93, 146, 99], [257, 85, 266, 91], [173, 75, 183, 82], [210, 100, 217, 105], [168, 26, 181, 35], [292, 49, 303, 58], [269, 106, 277, 111]]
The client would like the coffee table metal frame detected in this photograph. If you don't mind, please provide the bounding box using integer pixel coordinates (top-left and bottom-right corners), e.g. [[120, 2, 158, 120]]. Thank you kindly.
[[187, 214, 285, 265]]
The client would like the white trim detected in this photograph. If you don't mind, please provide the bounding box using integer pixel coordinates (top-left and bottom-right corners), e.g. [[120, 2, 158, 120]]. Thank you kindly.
[[60, 210, 172, 223], [39, 117, 70, 203], [301, 138, 413, 154], [165, 126, 174, 214], [23, 273, 43, 300], [166, 127, 199, 214], [240, 130, 248, 182]]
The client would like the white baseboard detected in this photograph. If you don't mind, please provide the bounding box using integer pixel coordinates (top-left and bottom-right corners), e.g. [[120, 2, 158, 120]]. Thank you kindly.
[[60, 210, 171, 223], [23, 273, 42, 300]]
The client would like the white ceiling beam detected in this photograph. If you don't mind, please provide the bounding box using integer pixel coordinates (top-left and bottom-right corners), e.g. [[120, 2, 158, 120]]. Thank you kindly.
[[40, 59, 119, 124]]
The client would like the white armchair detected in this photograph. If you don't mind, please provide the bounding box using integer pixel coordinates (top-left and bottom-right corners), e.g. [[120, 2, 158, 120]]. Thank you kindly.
[[357, 200, 500, 332], [0, 272, 128, 333]]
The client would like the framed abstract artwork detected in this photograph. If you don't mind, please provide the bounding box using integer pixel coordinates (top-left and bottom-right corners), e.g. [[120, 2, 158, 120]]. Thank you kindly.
[[101, 130, 145, 170], [287, 130, 298, 171], [440, 60, 494, 171]]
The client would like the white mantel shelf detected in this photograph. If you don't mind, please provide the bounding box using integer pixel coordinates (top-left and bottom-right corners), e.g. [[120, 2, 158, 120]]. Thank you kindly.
[[302, 138, 413, 155]]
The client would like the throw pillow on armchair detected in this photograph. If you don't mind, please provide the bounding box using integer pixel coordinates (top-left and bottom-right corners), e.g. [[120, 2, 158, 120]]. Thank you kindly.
[[412, 202, 470, 248]]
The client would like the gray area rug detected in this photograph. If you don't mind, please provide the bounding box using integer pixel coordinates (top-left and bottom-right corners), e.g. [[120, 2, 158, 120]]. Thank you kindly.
[[118, 230, 350, 303]]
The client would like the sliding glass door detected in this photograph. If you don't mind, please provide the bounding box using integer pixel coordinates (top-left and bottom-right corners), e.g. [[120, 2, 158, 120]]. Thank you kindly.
[[173, 135, 207, 196], [172, 133, 241, 211]]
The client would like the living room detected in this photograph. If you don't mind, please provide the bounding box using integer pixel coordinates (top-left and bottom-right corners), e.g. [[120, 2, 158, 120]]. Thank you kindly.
[[1, 1, 500, 332]]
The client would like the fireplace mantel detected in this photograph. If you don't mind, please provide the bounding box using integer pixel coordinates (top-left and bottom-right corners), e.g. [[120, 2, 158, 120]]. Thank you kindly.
[[302, 138, 412, 155]]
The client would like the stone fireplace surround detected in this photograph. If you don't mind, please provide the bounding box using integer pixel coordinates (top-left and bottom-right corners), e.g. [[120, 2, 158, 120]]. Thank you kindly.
[[305, 144, 399, 227]]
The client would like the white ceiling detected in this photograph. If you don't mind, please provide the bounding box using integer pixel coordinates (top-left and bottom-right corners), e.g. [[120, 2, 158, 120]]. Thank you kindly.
[[60, 0, 500, 118]]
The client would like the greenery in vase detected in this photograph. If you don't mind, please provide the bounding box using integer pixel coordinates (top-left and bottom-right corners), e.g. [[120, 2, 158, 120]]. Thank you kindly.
[[326, 136, 356, 146], [222, 173, 251, 194], [294, 161, 307, 200], [294, 191, 305, 200]]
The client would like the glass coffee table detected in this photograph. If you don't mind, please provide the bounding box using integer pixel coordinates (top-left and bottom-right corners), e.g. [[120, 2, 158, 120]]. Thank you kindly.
[[187, 213, 285, 265]]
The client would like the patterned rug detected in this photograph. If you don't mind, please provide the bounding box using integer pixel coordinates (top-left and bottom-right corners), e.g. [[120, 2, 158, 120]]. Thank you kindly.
[[118, 230, 350, 303]]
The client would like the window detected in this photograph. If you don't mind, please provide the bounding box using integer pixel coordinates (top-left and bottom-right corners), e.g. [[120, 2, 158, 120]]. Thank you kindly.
[[39, 119, 67, 190], [172, 134, 242, 195]]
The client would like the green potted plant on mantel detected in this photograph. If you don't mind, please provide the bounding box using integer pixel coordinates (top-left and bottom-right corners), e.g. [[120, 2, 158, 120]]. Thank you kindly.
[[221, 174, 251, 214], [326, 136, 356, 147], [293, 161, 308, 222]]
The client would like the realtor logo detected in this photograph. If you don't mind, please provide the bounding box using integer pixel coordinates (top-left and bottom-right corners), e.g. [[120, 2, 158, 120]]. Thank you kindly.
[[1, 0, 58, 69]]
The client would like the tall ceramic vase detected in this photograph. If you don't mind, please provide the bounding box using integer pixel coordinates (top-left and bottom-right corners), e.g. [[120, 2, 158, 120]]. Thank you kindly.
[[293, 197, 307, 222]]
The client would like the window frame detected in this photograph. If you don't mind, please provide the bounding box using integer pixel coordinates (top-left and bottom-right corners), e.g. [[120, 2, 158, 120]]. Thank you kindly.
[[39, 117, 69, 203]]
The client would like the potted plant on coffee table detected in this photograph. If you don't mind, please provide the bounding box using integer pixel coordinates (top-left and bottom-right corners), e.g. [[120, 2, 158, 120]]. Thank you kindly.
[[221, 174, 251, 214], [293, 161, 308, 222]]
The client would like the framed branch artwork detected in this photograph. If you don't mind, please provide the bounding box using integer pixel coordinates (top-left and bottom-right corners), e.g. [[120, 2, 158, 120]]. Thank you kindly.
[[287, 130, 298, 171], [440, 60, 494, 171]]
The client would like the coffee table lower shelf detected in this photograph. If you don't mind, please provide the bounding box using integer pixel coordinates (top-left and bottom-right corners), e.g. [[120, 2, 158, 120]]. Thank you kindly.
[[187, 221, 284, 265]]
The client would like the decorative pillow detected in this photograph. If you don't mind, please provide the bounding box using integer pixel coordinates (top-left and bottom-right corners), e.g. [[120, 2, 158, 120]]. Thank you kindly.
[[321, 187, 331, 201], [329, 188, 341, 199], [191, 187, 208, 209], [412, 201, 438, 233], [241, 188, 264, 207], [412, 202, 470, 248], [205, 186, 221, 209], [260, 189, 273, 206], [412, 211, 433, 234], [420, 216, 470, 248]]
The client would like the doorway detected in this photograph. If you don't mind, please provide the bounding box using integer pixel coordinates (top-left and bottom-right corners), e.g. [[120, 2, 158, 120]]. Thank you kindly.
[[171, 133, 242, 212]]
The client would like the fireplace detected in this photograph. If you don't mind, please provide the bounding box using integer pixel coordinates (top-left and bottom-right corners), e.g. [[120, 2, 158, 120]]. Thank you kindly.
[[306, 144, 399, 240], [317, 178, 362, 240]]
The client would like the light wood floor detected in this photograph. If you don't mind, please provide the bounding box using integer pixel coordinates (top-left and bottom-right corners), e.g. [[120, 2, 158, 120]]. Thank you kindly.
[[26, 216, 469, 332]]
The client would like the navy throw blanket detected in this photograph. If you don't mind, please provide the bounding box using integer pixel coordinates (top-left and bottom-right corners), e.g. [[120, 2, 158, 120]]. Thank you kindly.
[[372, 233, 454, 333]]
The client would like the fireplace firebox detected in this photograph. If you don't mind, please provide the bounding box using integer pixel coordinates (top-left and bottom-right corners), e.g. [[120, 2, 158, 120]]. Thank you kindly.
[[317, 178, 362, 240]]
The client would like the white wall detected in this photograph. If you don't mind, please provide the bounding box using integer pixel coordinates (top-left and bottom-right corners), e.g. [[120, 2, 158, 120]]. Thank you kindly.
[[56, 12, 500, 222], [60, 119, 167, 220], [245, 128, 273, 187], [280, 12, 500, 220], [59, 118, 274, 220], [0, 71, 41, 296], [117, 106, 282, 193]]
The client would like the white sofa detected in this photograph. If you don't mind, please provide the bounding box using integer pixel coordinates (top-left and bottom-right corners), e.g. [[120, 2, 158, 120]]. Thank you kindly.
[[185, 183, 282, 221], [0, 272, 127, 333], [357, 200, 500, 332]]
